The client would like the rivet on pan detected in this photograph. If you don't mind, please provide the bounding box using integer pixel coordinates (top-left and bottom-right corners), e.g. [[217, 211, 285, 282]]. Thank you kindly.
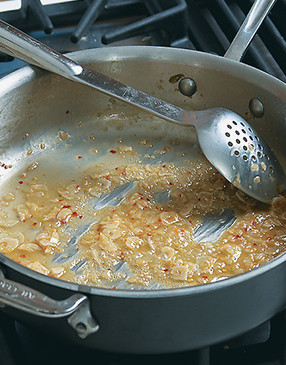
[[249, 98, 264, 118], [178, 77, 197, 97]]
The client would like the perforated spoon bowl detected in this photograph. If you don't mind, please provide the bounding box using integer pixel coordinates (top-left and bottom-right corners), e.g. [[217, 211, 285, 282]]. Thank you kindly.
[[0, 1, 284, 203]]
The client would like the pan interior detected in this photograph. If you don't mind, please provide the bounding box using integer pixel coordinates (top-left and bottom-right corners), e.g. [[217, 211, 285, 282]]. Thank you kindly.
[[0, 49, 286, 291], [0, 107, 210, 290]]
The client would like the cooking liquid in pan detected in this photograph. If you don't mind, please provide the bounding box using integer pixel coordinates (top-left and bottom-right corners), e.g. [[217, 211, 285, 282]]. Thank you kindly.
[[0, 118, 286, 289]]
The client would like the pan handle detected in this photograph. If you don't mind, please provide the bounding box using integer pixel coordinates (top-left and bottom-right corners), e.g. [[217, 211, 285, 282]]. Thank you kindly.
[[0, 269, 99, 339], [224, 0, 276, 62]]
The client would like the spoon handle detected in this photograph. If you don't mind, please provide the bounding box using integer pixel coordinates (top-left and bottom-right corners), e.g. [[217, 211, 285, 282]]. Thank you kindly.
[[224, 0, 276, 62], [0, 20, 82, 79]]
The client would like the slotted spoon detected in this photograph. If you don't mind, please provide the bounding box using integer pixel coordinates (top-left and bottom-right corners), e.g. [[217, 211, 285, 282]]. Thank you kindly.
[[0, 3, 284, 203]]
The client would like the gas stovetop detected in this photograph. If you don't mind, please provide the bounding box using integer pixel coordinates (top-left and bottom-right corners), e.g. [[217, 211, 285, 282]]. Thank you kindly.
[[0, 0, 285, 81], [0, 1, 285, 364]]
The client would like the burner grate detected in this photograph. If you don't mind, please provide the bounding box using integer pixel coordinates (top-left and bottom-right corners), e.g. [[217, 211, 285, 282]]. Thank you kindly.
[[0, 0, 190, 65], [0, 0, 189, 44]]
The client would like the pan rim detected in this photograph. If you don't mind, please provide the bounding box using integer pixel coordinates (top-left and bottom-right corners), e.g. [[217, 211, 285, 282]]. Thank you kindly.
[[0, 45, 285, 299]]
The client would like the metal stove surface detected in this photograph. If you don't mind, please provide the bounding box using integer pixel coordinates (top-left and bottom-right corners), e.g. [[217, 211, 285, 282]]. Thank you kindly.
[[0, 1, 285, 364]]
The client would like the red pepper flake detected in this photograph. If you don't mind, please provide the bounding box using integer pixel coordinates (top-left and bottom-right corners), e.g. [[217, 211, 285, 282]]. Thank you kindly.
[[158, 219, 161, 223], [180, 229, 185, 233], [77, 156, 82, 159], [198, 198, 201, 201], [162, 165, 166, 168], [76, 247, 79, 251], [76, 185, 80, 189], [146, 198, 150, 202], [105, 176, 110, 180], [168, 182, 173, 185], [112, 286, 117, 289], [253, 243, 257, 246], [62, 205, 71, 208], [233, 235, 242, 239], [33, 222, 37, 226], [133, 202, 137, 206], [189, 220, 192, 224], [115, 167, 118, 170], [112, 209, 116, 212], [79, 215, 83, 219], [72, 212, 78, 217], [19, 181, 23, 184], [202, 275, 208, 279], [163, 269, 169, 272], [19, 254, 26, 258], [143, 205, 148, 209], [121, 171, 126, 175], [110, 150, 117, 154], [66, 110, 70, 114], [147, 233, 152, 236]]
